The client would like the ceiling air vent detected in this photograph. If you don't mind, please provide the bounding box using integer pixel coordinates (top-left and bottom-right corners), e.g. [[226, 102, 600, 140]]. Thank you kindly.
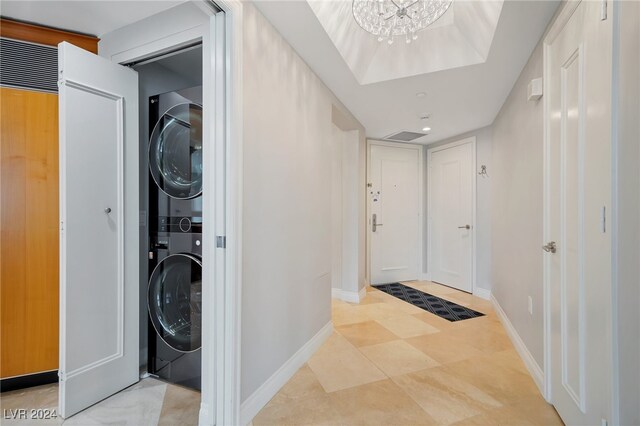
[[383, 131, 427, 142], [0, 38, 58, 93]]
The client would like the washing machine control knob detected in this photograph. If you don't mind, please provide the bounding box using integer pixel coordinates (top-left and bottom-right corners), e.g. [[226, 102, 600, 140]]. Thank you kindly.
[[179, 217, 192, 232]]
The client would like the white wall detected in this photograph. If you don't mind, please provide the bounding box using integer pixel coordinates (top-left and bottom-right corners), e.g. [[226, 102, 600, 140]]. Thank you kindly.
[[330, 125, 361, 295], [491, 41, 545, 367], [341, 129, 361, 293], [241, 2, 366, 403], [423, 127, 493, 293], [332, 106, 368, 289], [330, 125, 344, 292], [614, 1, 640, 423]]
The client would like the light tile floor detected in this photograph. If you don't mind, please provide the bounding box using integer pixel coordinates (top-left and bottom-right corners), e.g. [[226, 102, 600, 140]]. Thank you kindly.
[[0, 378, 200, 425], [2, 281, 563, 425], [253, 281, 564, 425]]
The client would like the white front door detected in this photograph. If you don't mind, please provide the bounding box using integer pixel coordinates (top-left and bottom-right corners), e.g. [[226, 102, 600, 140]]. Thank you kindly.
[[546, 1, 613, 424], [369, 142, 421, 285], [428, 140, 474, 292], [58, 42, 139, 418]]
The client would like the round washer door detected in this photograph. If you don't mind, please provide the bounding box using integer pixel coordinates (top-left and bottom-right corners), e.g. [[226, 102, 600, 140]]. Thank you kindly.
[[148, 253, 202, 352], [149, 103, 203, 199]]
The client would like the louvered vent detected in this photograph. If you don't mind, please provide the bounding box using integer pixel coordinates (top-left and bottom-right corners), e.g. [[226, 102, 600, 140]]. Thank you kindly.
[[383, 131, 427, 142], [1, 38, 58, 93]]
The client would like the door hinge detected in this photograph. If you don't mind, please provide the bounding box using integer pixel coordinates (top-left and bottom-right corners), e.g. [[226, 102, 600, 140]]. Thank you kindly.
[[600, 0, 607, 20], [216, 236, 226, 248], [601, 206, 606, 233]]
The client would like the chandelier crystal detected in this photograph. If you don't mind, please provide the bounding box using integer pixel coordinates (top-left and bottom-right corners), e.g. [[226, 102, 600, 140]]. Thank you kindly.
[[352, 0, 453, 45]]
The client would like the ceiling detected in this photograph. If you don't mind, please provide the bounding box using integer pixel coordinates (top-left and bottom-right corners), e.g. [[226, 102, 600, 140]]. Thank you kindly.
[[254, 0, 560, 143], [309, 0, 504, 84], [1, 0, 559, 143], [0, 1, 184, 37]]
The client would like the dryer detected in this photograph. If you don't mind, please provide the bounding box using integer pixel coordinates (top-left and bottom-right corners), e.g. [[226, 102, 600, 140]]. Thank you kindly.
[[148, 86, 203, 390]]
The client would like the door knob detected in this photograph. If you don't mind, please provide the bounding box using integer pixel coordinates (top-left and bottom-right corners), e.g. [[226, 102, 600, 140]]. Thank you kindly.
[[542, 241, 556, 253], [104, 207, 112, 214], [458, 225, 471, 230]]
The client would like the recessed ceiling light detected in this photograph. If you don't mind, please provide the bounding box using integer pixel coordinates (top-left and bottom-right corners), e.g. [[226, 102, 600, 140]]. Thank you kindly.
[[422, 126, 431, 132], [416, 92, 426, 98]]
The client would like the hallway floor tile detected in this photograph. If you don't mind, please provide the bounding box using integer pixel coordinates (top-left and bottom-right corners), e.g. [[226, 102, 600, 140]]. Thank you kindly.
[[253, 281, 563, 426]]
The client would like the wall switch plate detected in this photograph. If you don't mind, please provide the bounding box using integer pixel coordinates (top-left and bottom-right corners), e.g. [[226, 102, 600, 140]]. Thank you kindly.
[[528, 296, 533, 315]]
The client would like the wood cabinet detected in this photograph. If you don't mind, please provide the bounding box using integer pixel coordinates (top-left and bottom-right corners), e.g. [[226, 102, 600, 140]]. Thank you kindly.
[[1, 88, 60, 378], [0, 19, 98, 383]]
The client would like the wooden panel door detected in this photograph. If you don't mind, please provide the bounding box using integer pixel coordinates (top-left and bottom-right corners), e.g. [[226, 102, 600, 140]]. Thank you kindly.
[[58, 41, 139, 418], [369, 142, 421, 285], [547, 1, 613, 423], [1, 87, 59, 378], [428, 140, 474, 293]]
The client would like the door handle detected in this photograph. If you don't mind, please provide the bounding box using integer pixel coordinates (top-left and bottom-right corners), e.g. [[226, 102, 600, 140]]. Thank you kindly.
[[542, 241, 556, 253], [372, 214, 383, 232], [104, 207, 112, 214], [458, 225, 471, 230]]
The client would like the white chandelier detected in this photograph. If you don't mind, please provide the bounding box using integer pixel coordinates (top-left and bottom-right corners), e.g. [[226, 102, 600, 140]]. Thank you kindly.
[[352, 0, 453, 45]]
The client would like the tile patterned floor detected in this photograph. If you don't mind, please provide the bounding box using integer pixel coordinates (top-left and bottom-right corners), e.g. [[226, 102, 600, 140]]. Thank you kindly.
[[2, 281, 562, 425], [253, 281, 564, 425], [0, 378, 200, 425]]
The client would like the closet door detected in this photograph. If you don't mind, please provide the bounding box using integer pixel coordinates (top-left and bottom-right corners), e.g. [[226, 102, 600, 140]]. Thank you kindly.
[[58, 42, 139, 418]]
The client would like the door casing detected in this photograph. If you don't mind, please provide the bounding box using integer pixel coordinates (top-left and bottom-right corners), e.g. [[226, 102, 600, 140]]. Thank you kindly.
[[97, 1, 243, 424]]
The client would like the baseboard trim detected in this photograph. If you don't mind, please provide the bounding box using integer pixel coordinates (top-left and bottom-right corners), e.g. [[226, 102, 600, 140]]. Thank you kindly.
[[473, 287, 491, 300], [239, 321, 333, 425], [198, 401, 212, 426], [0, 370, 58, 393], [332, 287, 366, 303], [490, 294, 544, 394]]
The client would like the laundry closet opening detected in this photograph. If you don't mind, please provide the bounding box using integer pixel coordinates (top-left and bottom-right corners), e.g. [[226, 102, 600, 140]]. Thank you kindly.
[[134, 44, 204, 407]]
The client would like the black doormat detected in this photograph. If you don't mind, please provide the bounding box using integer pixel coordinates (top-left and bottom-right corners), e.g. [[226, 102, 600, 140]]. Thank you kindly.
[[373, 282, 484, 322]]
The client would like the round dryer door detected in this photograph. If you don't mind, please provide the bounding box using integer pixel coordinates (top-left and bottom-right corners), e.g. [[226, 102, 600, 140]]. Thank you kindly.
[[149, 103, 203, 199], [148, 254, 202, 352]]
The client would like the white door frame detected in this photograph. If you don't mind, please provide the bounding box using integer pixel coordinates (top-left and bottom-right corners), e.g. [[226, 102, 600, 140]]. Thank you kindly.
[[366, 139, 423, 285], [100, 1, 244, 424], [426, 137, 477, 294], [542, 0, 618, 416]]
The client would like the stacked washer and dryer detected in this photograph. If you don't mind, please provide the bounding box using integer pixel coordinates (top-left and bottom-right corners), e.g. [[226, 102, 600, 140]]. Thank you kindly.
[[147, 86, 203, 390]]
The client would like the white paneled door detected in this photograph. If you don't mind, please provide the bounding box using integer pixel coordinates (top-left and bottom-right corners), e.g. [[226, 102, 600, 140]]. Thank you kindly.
[[546, 1, 612, 424], [58, 42, 139, 418], [428, 140, 474, 293], [369, 142, 421, 285]]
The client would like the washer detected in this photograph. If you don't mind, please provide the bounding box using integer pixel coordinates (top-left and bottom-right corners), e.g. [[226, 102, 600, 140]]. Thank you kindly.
[[148, 233, 202, 390], [148, 86, 203, 390]]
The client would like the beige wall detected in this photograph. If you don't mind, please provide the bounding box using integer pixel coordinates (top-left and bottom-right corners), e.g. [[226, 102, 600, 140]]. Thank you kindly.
[[615, 1, 640, 423], [240, 2, 366, 402], [491, 41, 545, 367]]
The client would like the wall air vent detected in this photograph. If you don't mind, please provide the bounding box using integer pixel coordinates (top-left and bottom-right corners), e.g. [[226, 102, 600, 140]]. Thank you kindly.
[[383, 131, 427, 142], [0, 38, 58, 93]]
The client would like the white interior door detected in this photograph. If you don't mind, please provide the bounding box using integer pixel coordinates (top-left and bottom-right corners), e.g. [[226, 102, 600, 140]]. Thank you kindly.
[[58, 42, 139, 418], [547, 1, 612, 424], [428, 140, 474, 292], [369, 143, 421, 285]]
